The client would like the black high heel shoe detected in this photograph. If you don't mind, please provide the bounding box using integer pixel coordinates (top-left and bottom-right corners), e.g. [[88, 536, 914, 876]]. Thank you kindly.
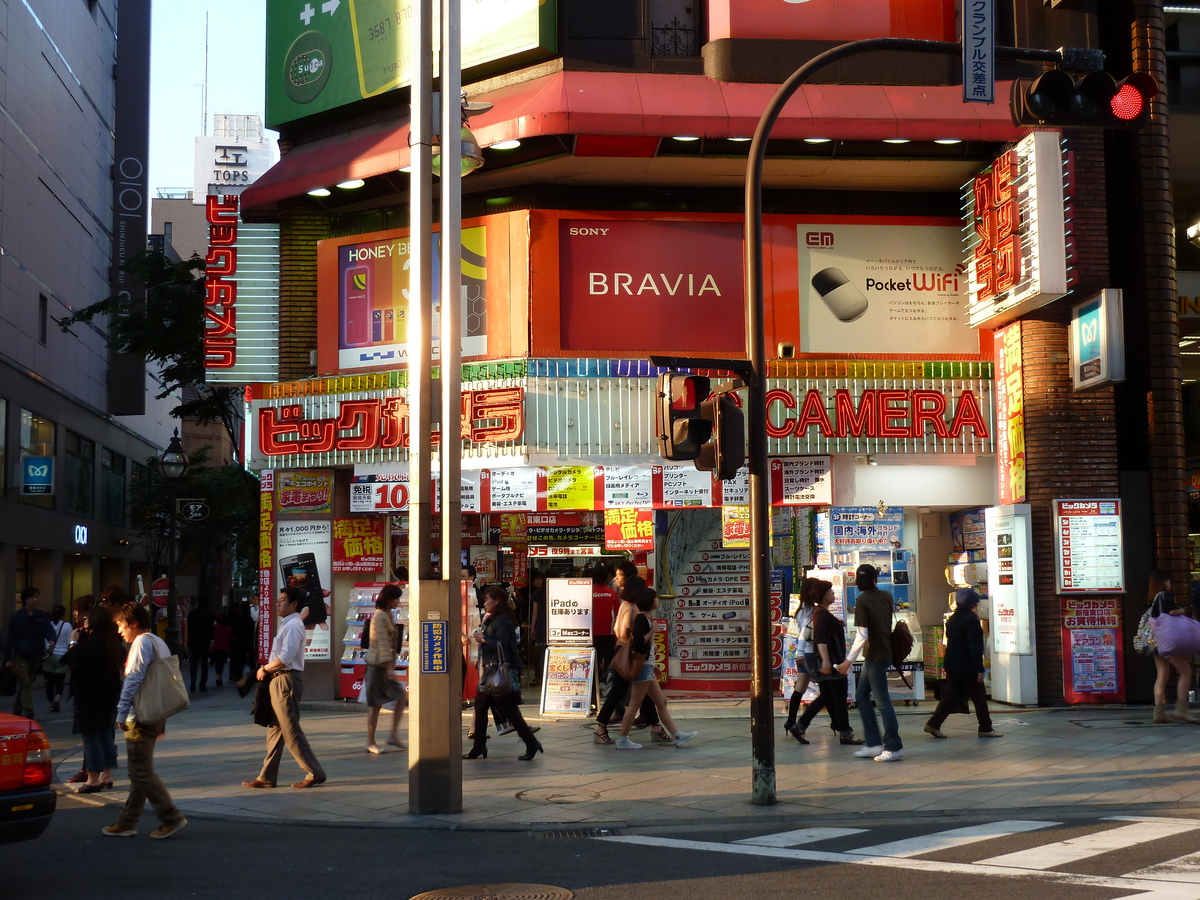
[[463, 736, 488, 759], [518, 740, 543, 761]]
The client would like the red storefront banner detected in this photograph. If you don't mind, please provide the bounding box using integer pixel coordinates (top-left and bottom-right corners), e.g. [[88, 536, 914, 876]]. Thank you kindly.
[[994, 324, 1026, 504], [1060, 597, 1125, 704], [707, 0, 952, 42], [332, 517, 385, 573], [603, 508, 655, 552]]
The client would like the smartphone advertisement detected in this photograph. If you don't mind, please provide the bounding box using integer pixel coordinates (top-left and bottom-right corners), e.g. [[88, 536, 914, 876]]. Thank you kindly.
[[276, 520, 333, 661]]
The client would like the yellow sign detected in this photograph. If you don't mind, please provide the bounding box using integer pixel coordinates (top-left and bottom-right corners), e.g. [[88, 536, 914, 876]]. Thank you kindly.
[[545, 466, 594, 511]]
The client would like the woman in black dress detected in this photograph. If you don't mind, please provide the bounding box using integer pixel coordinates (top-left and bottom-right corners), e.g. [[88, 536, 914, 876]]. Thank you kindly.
[[70, 606, 124, 793], [464, 586, 542, 761]]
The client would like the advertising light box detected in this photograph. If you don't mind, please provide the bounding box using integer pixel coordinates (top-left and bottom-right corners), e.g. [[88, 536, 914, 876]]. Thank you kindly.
[[1054, 499, 1125, 594]]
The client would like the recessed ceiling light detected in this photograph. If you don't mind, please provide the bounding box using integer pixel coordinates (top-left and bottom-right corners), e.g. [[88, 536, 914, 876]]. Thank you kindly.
[[307, 187, 331, 197], [728, 137, 752, 142], [490, 139, 521, 150], [672, 135, 700, 142], [935, 138, 962, 145], [804, 137, 832, 144], [337, 179, 365, 189], [883, 138, 910, 144]]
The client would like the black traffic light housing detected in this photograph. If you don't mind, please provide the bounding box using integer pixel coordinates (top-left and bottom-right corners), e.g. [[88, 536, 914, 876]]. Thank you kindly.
[[1010, 69, 1156, 129], [695, 393, 746, 481], [656, 372, 745, 480], [657, 373, 712, 461]]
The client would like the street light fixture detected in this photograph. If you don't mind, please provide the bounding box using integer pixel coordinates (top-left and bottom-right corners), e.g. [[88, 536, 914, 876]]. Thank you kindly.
[[160, 430, 189, 651]]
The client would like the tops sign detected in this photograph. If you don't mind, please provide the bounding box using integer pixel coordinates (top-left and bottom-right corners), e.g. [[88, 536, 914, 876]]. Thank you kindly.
[[963, 132, 1075, 328]]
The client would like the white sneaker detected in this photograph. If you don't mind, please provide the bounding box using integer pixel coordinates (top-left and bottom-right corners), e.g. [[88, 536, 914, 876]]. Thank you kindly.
[[673, 731, 698, 747], [874, 749, 905, 762], [615, 735, 642, 750], [366, 744, 385, 754], [853, 745, 883, 758]]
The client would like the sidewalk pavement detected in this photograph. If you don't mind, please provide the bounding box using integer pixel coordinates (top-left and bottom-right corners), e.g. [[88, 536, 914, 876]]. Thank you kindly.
[[39, 685, 1200, 831]]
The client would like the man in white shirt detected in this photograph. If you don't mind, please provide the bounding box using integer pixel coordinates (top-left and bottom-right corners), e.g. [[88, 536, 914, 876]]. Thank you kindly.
[[242, 588, 327, 789]]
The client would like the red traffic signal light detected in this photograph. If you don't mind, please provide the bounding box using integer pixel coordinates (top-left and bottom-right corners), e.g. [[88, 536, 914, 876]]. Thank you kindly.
[[656, 373, 713, 461], [1010, 69, 1155, 129], [695, 394, 745, 481]]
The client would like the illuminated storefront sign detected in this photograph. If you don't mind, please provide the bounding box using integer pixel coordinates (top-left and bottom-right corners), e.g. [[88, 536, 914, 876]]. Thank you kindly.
[[963, 132, 1074, 328], [203, 194, 280, 382], [763, 386, 989, 441], [993, 324, 1026, 504], [256, 386, 524, 458]]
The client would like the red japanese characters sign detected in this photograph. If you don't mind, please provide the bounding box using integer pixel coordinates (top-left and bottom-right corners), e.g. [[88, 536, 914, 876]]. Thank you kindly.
[[204, 194, 238, 370], [994, 324, 1026, 504], [604, 508, 654, 552], [332, 518, 385, 573]]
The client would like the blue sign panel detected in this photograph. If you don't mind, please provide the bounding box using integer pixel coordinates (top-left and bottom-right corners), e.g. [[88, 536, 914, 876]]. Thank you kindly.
[[21, 456, 53, 495], [420, 620, 448, 674]]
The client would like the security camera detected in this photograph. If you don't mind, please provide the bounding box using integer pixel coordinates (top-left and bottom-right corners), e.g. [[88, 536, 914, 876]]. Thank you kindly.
[[776, 342, 796, 359]]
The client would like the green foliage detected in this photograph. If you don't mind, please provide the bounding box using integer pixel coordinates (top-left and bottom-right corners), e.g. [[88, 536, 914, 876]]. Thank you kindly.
[[56, 251, 242, 456]]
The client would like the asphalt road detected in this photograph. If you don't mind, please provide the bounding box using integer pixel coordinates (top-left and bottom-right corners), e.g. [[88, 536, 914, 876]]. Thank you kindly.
[[5, 794, 1190, 900]]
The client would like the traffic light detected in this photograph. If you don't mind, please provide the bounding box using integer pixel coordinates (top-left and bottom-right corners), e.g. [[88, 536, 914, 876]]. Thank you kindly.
[[656, 373, 712, 461], [695, 393, 746, 481], [1010, 70, 1156, 129]]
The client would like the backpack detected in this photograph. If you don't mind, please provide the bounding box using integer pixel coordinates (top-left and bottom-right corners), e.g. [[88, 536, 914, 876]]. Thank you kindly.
[[891, 620, 915, 689]]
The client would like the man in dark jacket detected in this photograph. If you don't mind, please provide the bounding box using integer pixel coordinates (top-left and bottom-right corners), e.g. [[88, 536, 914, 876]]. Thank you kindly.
[[4, 586, 55, 718], [923, 588, 1003, 739]]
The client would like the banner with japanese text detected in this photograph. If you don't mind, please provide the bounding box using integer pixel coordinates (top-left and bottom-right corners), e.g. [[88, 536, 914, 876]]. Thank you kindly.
[[332, 517, 385, 573], [603, 508, 655, 552]]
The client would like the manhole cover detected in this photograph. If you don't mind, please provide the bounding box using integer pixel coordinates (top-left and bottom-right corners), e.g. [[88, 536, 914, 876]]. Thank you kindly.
[[516, 787, 599, 804], [409, 885, 572, 900]]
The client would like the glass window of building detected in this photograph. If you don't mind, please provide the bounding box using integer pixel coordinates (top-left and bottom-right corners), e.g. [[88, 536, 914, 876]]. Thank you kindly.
[[100, 448, 127, 526], [65, 431, 96, 518], [19, 408, 56, 508]]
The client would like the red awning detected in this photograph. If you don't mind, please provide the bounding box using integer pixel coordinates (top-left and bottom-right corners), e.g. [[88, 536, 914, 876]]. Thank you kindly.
[[242, 70, 1027, 213]]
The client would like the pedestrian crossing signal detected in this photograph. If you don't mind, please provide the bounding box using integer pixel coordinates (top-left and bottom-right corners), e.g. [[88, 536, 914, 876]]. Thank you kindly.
[[656, 373, 713, 461], [1010, 70, 1156, 129]]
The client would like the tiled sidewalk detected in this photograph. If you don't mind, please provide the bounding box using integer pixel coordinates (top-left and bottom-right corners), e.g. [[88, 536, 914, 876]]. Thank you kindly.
[[43, 689, 1200, 830]]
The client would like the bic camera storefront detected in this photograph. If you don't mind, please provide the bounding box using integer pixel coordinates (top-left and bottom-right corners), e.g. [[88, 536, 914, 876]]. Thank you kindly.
[[238, 132, 1124, 705]]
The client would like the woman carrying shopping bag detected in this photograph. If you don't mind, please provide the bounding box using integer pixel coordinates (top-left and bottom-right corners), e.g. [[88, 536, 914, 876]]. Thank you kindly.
[[363, 583, 406, 753]]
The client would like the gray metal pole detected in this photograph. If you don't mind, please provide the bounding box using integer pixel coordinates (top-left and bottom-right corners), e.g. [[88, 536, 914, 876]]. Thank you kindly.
[[409, 0, 451, 814]]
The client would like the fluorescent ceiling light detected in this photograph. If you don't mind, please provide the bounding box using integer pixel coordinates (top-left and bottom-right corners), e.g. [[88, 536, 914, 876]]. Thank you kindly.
[[804, 137, 832, 144], [728, 137, 751, 142], [307, 187, 331, 197], [337, 179, 365, 189], [672, 135, 700, 142], [935, 138, 962, 144], [490, 139, 521, 150], [883, 138, 910, 144]]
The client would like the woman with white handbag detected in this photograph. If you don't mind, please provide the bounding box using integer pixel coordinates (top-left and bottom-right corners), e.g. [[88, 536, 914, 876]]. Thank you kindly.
[[1148, 570, 1198, 724]]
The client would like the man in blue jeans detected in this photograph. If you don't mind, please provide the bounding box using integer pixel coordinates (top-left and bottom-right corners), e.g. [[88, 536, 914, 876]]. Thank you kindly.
[[838, 564, 904, 761]]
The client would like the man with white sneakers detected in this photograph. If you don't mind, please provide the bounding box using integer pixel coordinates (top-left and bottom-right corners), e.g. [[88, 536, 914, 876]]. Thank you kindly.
[[838, 564, 904, 762]]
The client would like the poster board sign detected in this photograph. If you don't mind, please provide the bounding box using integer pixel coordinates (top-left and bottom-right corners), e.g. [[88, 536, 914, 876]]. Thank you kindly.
[[985, 505, 1034, 655], [1060, 597, 1125, 703], [1070, 289, 1126, 391], [539, 647, 595, 716], [546, 578, 593, 644], [1053, 499, 1125, 594], [276, 519, 333, 660]]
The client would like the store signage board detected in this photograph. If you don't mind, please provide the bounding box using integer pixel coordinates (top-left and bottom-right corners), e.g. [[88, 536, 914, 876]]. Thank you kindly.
[[265, 0, 555, 128], [963, 132, 1073, 328], [993, 324, 1026, 504], [546, 578, 593, 645], [1053, 499, 1125, 594], [203, 194, 281, 383], [1069, 289, 1126, 391], [419, 620, 449, 674], [1060, 596, 1124, 703], [193, 137, 273, 202], [539, 647, 595, 717], [962, 0, 994, 104], [275, 519, 333, 661], [985, 505, 1034, 655]]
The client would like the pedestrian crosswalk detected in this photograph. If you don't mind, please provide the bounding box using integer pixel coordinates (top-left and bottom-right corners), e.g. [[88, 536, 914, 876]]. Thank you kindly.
[[597, 815, 1200, 898]]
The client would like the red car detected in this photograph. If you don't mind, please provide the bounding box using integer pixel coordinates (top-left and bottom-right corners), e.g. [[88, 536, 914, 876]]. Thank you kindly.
[[0, 713, 55, 843]]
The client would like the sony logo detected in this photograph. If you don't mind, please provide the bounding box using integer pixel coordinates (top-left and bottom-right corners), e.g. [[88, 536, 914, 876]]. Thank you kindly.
[[568, 227, 610, 236]]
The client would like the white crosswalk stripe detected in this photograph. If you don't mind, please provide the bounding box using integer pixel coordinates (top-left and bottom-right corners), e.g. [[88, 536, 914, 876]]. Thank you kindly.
[[977, 819, 1200, 870], [736, 827, 866, 847], [597, 815, 1200, 899], [846, 819, 1052, 858]]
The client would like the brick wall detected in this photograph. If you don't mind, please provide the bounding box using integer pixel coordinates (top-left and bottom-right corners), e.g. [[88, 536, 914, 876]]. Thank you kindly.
[[277, 205, 330, 380]]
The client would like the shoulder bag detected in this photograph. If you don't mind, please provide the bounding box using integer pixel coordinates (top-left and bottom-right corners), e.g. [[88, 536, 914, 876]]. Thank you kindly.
[[1133, 601, 1156, 656], [132, 644, 190, 723], [480, 642, 520, 698], [1150, 599, 1200, 658], [611, 615, 649, 681]]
